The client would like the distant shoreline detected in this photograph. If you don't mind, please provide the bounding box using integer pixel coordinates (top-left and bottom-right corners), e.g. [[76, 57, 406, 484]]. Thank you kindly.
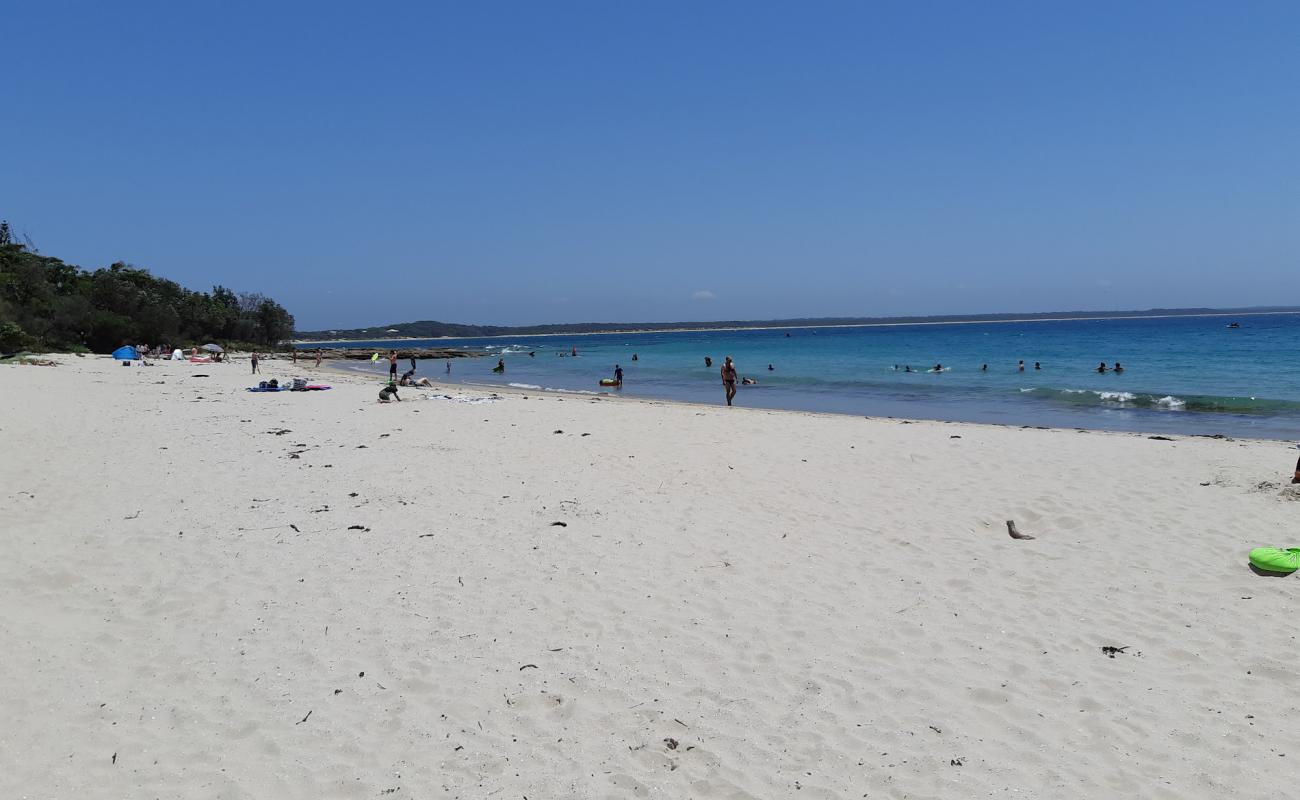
[[292, 309, 1300, 345]]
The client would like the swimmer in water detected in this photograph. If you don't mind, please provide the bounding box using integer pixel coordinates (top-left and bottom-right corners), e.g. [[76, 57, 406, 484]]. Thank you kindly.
[[1034, 362, 1041, 370], [981, 363, 988, 371], [1018, 360, 1025, 372], [768, 364, 774, 371], [741, 377, 757, 385], [933, 364, 943, 372], [493, 359, 505, 373], [1113, 362, 1124, 373], [1097, 362, 1108, 373]]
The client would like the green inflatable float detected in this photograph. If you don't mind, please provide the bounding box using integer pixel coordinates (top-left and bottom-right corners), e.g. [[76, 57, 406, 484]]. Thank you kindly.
[[1249, 547, 1300, 574]]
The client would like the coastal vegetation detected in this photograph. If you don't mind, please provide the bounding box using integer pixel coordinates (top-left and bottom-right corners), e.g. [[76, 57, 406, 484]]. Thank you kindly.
[[0, 221, 294, 354]]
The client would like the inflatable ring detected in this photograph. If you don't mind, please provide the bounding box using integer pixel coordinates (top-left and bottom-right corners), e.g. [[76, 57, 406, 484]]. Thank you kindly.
[[1248, 547, 1300, 574]]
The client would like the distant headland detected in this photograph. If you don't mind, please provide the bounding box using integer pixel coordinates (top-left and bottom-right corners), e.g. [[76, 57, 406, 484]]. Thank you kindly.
[[294, 306, 1300, 343]]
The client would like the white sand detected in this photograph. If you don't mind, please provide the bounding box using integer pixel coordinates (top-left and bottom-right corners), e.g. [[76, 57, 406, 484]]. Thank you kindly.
[[3, 354, 1298, 799]]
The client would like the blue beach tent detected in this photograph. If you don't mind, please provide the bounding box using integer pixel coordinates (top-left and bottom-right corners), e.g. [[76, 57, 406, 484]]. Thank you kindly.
[[111, 345, 139, 360]]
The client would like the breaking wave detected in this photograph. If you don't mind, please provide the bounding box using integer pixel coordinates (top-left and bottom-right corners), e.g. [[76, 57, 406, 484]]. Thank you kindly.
[[1019, 387, 1300, 415]]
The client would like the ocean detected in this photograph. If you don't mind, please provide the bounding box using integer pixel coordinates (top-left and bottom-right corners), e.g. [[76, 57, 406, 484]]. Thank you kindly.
[[324, 313, 1300, 440]]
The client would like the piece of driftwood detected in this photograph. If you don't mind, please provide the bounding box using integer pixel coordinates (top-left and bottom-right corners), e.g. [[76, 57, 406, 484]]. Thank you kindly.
[[1006, 520, 1035, 540]]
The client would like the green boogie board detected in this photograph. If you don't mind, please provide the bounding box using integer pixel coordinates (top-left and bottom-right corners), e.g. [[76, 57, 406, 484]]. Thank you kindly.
[[1249, 547, 1300, 574]]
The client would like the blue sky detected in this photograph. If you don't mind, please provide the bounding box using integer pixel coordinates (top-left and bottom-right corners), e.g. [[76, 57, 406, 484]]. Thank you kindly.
[[4, 1, 1297, 329]]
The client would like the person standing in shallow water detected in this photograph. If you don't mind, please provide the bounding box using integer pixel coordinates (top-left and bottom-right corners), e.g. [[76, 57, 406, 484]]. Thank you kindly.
[[720, 356, 738, 406]]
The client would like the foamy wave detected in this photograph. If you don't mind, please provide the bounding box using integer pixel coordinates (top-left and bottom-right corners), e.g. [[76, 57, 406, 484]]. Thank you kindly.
[[1021, 387, 1213, 413], [1096, 391, 1137, 403], [508, 382, 542, 389]]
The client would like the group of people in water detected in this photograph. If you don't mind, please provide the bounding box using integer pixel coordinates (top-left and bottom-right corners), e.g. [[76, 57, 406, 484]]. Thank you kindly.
[[892, 360, 1127, 374], [375, 346, 1133, 409]]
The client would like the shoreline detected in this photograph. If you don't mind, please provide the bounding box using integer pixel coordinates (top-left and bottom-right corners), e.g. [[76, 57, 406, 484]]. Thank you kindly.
[[292, 309, 1300, 345], [321, 360, 1297, 444]]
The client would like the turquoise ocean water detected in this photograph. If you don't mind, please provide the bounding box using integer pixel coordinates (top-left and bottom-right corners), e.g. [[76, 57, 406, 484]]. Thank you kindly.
[[323, 313, 1300, 440]]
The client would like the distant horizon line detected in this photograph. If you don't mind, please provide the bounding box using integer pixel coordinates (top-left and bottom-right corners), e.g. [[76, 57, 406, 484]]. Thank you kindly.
[[292, 305, 1300, 343]]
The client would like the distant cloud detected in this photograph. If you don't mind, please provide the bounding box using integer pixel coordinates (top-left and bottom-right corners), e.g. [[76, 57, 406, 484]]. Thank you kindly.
[[692, 290, 716, 300]]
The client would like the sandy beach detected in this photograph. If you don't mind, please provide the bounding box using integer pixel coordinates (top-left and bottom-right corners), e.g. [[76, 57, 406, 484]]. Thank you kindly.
[[3, 353, 1298, 799]]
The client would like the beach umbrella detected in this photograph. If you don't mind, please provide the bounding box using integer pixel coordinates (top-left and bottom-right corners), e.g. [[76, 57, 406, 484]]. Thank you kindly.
[[202, 343, 224, 353]]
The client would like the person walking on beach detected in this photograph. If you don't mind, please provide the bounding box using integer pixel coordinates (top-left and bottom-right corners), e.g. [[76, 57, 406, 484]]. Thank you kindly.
[[292, 349, 298, 365], [721, 356, 738, 406], [1292, 450, 1300, 484], [315, 348, 322, 367], [251, 352, 260, 374], [388, 350, 398, 381]]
